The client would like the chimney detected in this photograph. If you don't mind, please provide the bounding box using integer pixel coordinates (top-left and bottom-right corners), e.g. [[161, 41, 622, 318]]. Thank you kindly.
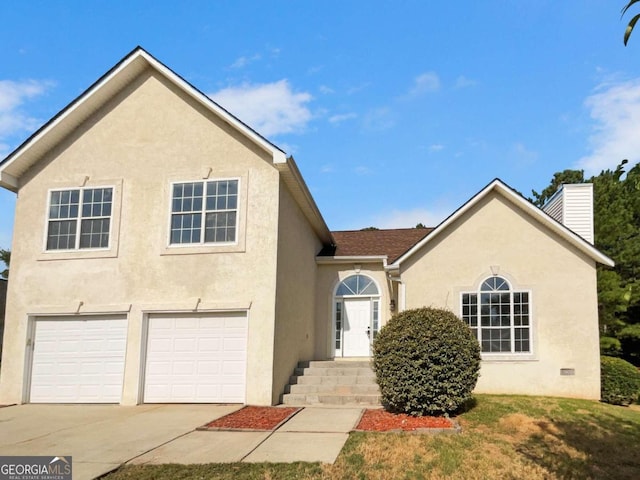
[[542, 183, 594, 244]]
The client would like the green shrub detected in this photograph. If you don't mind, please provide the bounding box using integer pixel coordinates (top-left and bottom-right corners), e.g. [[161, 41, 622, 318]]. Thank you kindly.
[[601, 355, 640, 406], [600, 336, 622, 357], [372, 307, 481, 416]]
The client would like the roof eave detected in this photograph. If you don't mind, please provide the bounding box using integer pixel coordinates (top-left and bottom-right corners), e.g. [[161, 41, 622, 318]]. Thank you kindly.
[[0, 47, 287, 190], [316, 255, 388, 265], [391, 179, 615, 268], [0, 171, 18, 192], [277, 157, 333, 246]]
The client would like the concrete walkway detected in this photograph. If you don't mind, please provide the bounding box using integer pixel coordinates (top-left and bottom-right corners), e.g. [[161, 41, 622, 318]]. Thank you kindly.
[[0, 404, 241, 480], [0, 404, 363, 480], [130, 406, 363, 465]]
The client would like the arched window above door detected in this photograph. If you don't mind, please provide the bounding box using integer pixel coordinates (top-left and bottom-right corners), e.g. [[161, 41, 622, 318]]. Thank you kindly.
[[335, 274, 379, 296]]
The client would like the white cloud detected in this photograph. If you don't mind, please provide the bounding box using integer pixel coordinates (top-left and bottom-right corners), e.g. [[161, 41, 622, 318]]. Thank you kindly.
[[228, 54, 261, 69], [319, 85, 334, 95], [577, 78, 640, 175], [408, 72, 440, 96], [511, 142, 538, 165], [454, 75, 477, 89], [366, 206, 451, 229], [329, 112, 357, 124], [353, 165, 373, 176], [209, 80, 313, 137], [347, 82, 371, 95], [0, 79, 52, 139], [320, 164, 334, 173], [429, 144, 445, 152], [362, 107, 395, 131]]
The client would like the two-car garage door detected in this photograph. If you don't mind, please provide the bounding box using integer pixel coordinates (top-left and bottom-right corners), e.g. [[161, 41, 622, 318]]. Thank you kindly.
[[29, 312, 248, 404]]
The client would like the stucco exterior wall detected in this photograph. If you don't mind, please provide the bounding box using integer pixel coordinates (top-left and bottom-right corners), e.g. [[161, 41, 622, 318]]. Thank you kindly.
[[314, 263, 393, 359], [0, 279, 6, 357], [272, 180, 323, 404], [400, 193, 601, 399], [0, 68, 282, 405]]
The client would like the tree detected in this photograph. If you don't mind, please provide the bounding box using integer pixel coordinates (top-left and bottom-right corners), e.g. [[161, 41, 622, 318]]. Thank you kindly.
[[0, 249, 9, 279], [533, 160, 640, 364], [530, 169, 584, 207], [623, 0, 640, 46], [415, 222, 427, 229]]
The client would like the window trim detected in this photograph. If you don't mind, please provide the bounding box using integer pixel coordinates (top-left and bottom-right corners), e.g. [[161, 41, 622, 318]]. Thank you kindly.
[[45, 185, 114, 252], [39, 180, 122, 261], [166, 177, 241, 248], [460, 275, 536, 361], [160, 173, 247, 256]]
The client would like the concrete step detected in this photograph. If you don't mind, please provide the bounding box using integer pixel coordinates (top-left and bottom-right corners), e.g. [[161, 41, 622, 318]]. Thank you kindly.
[[299, 360, 372, 369], [294, 367, 376, 376], [281, 393, 382, 406], [289, 374, 378, 386], [285, 383, 381, 395], [281, 359, 382, 407]]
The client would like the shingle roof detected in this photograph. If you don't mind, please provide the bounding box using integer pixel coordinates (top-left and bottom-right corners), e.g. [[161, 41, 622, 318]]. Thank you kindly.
[[319, 228, 433, 263]]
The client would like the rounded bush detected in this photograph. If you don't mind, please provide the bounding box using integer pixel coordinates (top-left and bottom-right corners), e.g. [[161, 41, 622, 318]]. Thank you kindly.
[[372, 307, 481, 416], [601, 355, 640, 406]]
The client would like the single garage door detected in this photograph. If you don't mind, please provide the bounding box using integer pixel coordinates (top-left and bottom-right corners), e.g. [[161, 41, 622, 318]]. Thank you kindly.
[[30, 315, 128, 403], [144, 312, 247, 403]]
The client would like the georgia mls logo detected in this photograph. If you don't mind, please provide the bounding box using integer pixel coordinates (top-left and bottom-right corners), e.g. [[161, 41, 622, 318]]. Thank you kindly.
[[0, 456, 72, 480]]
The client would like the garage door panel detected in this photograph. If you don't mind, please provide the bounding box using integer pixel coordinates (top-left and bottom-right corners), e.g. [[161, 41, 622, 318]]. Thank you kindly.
[[197, 361, 221, 374], [174, 338, 196, 351], [198, 338, 220, 350], [144, 313, 247, 403], [30, 316, 127, 403]]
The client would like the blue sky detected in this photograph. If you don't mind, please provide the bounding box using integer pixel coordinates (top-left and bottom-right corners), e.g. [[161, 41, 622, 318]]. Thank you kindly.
[[1, 1, 640, 250]]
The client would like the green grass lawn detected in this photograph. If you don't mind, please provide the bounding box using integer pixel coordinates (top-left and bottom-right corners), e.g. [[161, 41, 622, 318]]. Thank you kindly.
[[103, 395, 640, 480]]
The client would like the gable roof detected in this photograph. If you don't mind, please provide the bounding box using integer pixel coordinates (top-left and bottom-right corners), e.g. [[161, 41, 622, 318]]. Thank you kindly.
[[0, 46, 332, 244], [391, 179, 615, 268], [318, 228, 433, 263]]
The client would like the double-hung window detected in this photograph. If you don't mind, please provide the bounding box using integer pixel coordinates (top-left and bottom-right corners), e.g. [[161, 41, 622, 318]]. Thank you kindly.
[[461, 276, 531, 354], [170, 179, 238, 245], [46, 187, 113, 250]]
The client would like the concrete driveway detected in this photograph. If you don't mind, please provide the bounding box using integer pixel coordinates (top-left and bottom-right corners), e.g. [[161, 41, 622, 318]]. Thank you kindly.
[[0, 403, 241, 480]]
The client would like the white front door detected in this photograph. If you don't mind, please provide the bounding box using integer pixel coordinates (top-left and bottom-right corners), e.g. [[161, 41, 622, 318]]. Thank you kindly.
[[343, 298, 372, 356]]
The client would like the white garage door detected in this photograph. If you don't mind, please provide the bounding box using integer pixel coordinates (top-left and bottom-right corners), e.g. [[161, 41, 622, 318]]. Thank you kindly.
[[30, 315, 128, 403], [144, 312, 247, 403]]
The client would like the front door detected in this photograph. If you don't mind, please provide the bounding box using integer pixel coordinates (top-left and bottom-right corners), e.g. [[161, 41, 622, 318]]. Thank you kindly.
[[343, 298, 372, 356]]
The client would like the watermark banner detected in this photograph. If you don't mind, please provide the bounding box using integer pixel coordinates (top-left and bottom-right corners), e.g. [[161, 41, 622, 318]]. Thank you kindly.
[[0, 456, 72, 480]]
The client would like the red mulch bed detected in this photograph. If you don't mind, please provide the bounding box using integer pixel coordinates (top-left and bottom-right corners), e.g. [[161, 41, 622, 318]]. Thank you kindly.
[[355, 409, 457, 432], [198, 406, 300, 431]]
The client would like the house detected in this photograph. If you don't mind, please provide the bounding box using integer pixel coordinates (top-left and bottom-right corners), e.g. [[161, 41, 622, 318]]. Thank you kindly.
[[0, 47, 614, 406]]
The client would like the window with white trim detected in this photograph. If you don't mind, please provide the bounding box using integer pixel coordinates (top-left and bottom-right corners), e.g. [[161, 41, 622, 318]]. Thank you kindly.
[[170, 179, 238, 245], [461, 276, 531, 353], [46, 187, 113, 250]]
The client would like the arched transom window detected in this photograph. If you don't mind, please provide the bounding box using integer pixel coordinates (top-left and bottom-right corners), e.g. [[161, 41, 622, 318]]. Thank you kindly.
[[461, 276, 531, 354], [335, 274, 379, 297]]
